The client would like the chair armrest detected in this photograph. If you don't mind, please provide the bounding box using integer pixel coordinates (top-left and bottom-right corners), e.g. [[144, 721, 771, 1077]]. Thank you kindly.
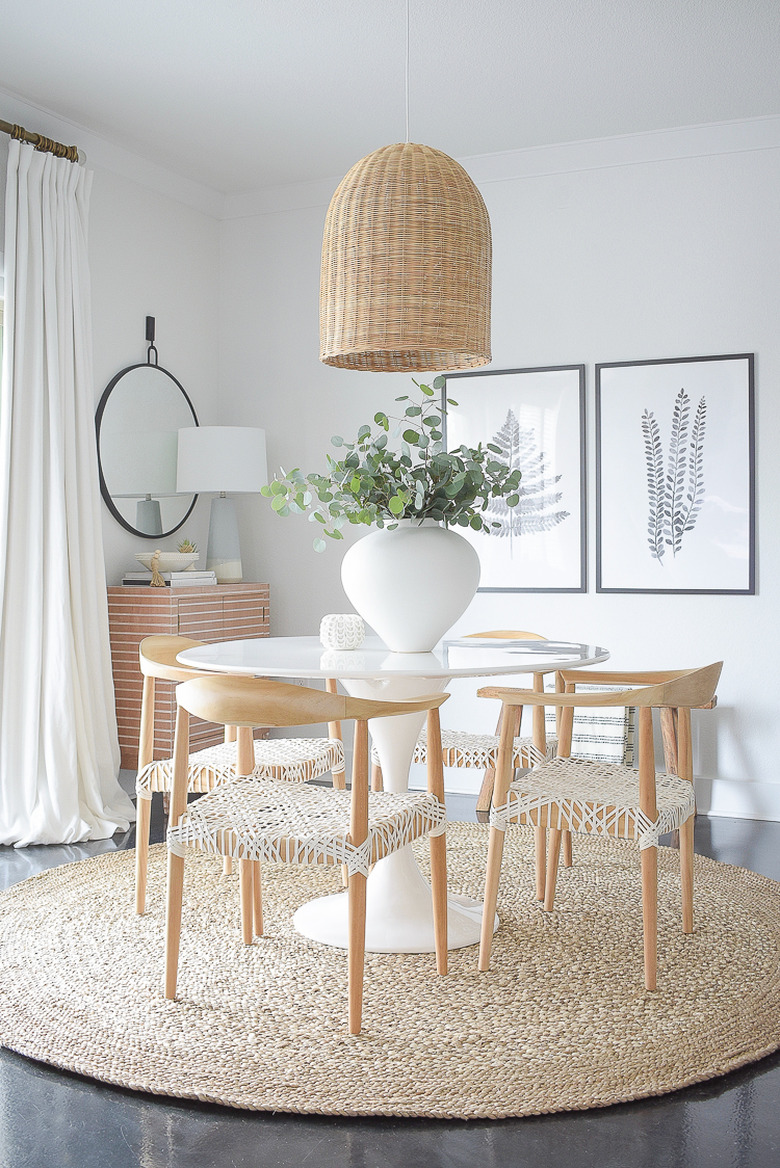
[[478, 686, 633, 708]]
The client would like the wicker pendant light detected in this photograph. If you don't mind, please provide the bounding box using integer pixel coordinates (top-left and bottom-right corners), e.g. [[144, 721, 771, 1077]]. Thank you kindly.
[[319, 140, 492, 372]]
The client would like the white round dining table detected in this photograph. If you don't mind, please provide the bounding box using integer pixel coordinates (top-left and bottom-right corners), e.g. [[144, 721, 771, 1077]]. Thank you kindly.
[[177, 635, 610, 954]]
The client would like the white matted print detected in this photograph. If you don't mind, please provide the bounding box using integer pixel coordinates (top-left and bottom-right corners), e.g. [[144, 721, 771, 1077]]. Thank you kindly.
[[596, 354, 755, 594], [444, 366, 586, 592]]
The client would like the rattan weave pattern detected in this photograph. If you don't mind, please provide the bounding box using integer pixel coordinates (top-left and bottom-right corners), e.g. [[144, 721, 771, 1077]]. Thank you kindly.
[[320, 142, 492, 371], [1, 826, 780, 1118]]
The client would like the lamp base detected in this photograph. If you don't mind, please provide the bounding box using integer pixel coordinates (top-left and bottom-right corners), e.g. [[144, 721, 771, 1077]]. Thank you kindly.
[[136, 497, 162, 537], [206, 495, 243, 583]]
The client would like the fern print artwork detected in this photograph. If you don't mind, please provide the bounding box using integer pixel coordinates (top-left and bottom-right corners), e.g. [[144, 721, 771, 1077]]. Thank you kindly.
[[441, 365, 585, 591], [486, 409, 570, 540], [641, 388, 707, 564]]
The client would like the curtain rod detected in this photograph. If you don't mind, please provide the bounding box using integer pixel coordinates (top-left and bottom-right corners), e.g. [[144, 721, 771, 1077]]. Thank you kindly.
[[0, 118, 81, 163]]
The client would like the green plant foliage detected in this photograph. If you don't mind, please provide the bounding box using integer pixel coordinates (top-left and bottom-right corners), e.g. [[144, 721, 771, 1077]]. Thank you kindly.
[[261, 377, 523, 550]]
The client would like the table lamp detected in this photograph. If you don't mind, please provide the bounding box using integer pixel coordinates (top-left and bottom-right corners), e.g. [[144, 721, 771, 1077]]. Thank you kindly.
[[177, 426, 268, 582]]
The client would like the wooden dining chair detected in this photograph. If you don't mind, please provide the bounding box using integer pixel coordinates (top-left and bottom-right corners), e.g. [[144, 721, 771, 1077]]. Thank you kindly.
[[135, 636, 346, 914], [477, 663, 723, 990], [371, 630, 562, 897], [163, 674, 449, 1035]]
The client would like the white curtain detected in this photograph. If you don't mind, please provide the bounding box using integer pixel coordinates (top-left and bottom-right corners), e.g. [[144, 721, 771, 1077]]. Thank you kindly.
[[0, 139, 135, 845]]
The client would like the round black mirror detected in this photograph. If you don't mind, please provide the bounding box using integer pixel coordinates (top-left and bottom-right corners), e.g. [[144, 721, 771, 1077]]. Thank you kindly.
[[96, 362, 198, 539]]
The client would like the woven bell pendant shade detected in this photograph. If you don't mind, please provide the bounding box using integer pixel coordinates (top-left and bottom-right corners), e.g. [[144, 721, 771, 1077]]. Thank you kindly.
[[319, 141, 492, 372]]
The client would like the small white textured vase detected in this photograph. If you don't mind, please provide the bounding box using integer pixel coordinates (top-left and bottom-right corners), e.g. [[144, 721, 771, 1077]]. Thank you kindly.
[[340, 520, 480, 652], [319, 613, 366, 650]]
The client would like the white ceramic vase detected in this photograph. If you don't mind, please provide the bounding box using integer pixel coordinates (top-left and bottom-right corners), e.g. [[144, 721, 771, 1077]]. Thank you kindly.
[[340, 520, 481, 652]]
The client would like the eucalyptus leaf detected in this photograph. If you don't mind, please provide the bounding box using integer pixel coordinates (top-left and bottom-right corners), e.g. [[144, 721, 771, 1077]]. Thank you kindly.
[[260, 378, 524, 550]]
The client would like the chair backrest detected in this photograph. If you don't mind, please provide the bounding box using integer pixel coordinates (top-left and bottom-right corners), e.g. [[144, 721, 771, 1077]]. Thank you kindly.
[[481, 664, 722, 710], [175, 673, 449, 730], [139, 635, 211, 683], [554, 664, 723, 711]]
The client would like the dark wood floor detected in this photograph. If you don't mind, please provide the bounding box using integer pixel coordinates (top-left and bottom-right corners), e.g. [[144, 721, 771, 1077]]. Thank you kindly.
[[0, 794, 778, 1168]]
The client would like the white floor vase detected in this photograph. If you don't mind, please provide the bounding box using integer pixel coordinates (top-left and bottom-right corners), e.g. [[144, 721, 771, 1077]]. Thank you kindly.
[[340, 520, 481, 652]]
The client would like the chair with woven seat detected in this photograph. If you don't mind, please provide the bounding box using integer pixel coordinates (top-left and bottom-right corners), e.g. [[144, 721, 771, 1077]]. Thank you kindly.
[[135, 636, 346, 913], [477, 663, 722, 990], [164, 674, 449, 1035], [371, 630, 561, 898]]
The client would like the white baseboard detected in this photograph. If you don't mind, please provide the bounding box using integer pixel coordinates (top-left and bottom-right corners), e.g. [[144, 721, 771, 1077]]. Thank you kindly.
[[693, 778, 780, 823]]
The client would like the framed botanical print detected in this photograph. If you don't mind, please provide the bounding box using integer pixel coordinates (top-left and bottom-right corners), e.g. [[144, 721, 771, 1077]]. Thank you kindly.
[[443, 365, 586, 592], [596, 353, 755, 594]]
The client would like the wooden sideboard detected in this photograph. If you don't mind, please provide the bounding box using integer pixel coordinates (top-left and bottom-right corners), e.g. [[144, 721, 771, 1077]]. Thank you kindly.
[[107, 583, 270, 769]]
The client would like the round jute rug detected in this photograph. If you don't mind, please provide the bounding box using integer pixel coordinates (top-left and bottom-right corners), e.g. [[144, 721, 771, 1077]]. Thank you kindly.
[[0, 824, 779, 1119]]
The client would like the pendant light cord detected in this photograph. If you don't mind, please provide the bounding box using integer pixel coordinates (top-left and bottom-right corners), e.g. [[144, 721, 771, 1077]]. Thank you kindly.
[[405, 0, 410, 142]]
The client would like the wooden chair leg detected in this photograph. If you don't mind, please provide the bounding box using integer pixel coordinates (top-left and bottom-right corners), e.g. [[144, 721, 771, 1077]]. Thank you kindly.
[[477, 705, 521, 816], [223, 856, 233, 875], [164, 851, 185, 999], [680, 816, 694, 933], [325, 679, 346, 790], [544, 828, 562, 911], [238, 860, 255, 945], [135, 672, 155, 913], [370, 762, 383, 792], [430, 833, 448, 976], [534, 823, 547, 901], [134, 794, 153, 914], [252, 860, 264, 936], [475, 767, 495, 816], [347, 871, 367, 1036], [641, 847, 658, 991], [479, 827, 506, 970], [562, 829, 573, 868]]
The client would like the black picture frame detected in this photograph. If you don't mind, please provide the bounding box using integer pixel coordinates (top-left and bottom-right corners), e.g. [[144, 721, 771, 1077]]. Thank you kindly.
[[595, 353, 755, 595], [443, 365, 587, 593]]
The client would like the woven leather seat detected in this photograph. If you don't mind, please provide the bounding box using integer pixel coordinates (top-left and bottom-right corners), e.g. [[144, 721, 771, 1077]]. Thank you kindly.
[[413, 725, 552, 771], [478, 664, 722, 990], [493, 758, 696, 850], [169, 776, 445, 875], [137, 736, 344, 795]]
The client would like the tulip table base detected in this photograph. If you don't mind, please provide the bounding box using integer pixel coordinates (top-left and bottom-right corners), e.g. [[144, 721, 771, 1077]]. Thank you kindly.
[[292, 844, 495, 953]]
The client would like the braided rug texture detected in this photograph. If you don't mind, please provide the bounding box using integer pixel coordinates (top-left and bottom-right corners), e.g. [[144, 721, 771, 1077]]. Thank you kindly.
[[0, 824, 779, 1119]]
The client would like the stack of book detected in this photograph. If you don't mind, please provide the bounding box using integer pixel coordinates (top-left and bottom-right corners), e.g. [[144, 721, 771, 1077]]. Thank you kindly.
[[121, 570, 218, 588]]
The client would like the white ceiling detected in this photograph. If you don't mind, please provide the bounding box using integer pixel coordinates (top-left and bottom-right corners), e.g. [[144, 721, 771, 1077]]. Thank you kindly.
[[1, 0, 779, 196]]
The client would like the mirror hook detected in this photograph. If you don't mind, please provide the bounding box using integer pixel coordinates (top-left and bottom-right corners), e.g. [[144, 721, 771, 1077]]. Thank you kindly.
[[145, 315, 159, 367]]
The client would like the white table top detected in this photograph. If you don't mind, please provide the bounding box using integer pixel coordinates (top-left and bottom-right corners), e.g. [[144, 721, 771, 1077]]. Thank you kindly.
[[177, 635, 610, 679]]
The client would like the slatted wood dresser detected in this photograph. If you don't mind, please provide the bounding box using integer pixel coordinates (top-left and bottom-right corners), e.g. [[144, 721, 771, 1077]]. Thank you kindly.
[[107, 583, 270, 768]]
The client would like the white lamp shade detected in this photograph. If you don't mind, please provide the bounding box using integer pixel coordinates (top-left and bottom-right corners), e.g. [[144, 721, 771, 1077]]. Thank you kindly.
[[177, 426, 268, 494]]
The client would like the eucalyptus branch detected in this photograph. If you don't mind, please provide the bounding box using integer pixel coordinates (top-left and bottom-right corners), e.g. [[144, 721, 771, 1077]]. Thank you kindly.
[[261, 377, 523, 551]]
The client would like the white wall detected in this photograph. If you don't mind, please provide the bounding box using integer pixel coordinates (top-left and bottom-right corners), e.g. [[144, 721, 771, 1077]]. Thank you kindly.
[[90, 170, 221, 581], [0, 92, 222, 584], [219, 119, 780, 819]]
